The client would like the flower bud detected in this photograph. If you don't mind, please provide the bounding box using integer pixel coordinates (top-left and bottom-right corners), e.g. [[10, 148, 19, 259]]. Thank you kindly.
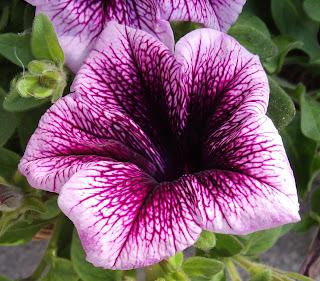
[[0, 183, 24, 212]]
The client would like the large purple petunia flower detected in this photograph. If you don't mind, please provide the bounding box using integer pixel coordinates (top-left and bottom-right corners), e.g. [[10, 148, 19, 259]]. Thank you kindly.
[[19, 22, 299, 269], [25, 0, 246, 72]]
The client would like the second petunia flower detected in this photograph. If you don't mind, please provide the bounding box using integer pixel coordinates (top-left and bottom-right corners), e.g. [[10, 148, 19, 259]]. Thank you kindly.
[[19, 22, 300, 270], [25, 0, 246, 72]]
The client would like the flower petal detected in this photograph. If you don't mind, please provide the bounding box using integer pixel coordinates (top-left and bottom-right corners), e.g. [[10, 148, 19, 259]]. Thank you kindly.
[[175, 28, 269, 136], [26, 0, 174, 72], [73, 22, 187, 153], [58, 161, 201, 269], [159, 0, 246, 32], [193, 115, 300, 234], [19, 94, 164, 193]]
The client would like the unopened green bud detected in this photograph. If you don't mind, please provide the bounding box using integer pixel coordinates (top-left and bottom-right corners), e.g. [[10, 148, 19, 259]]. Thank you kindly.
[[17, 75, 40, 97], [28, 61, 49, 75], [0, 183, 24, 212], [40, 70, 60, 89]]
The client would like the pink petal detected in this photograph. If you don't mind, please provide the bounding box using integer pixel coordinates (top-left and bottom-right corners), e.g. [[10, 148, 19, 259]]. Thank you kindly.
[[194, 115, 300, 234], [58, 161, 201, 269], [25, 0, 174, 72], [19, 94, 164, 193], [73, 22, 188, 146], [159, 0, 246, 32], [175, 28, 269, 131]]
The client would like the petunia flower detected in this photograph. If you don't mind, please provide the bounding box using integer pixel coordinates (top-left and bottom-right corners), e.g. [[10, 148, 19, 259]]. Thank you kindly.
[[19, 22, 300, 270], [25, 0, 246, 72]]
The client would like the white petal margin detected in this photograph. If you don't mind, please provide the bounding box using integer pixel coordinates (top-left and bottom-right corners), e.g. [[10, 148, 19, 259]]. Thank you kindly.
[[58, 161, 201, 269], [194, 115, 300, 235]]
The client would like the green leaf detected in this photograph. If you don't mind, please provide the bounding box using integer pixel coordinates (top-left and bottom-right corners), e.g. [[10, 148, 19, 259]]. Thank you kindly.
[[0, 87, 16, 146], [194, 230, 216, 250], [281, 113, 318, 198], [293, 214, 320, 233], [170, 21, 201, 42], [42, 257, 79, 281], [181, 257, 224, 279], [0, 34, 34, 67], [15, 105, 48, 150], [242, 227, 282, 255], [263, 36, 303, 74], [37, 195, 61, 220], [228, 14, 276, 59], [0, 219, 53, 245], [266, 76, 295, 131], [301, 92, 320, 141], [304, 0, 320, 21], [167, 252, 183, 271], [167, 272, 189, 281], [0, 6, 9, 32], [311, 188, 320, 215], [248, 270, 272, 281], [0, 148, 20, 181], [3, 87, 49, 112], [21, 197, 47, 214], [209, 234, 243, 257], [31, 13, 64, 63], [0, 274, 13, 281], [210, 270, 226, 281], [71, 229, 122, 281], [271, 0, 320, 61]]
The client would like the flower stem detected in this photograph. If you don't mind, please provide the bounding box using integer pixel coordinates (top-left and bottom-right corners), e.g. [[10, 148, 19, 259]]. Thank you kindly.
[[225, 258, 242, 281], [299, 226, 320, 279], [21, 214, 67, 281]]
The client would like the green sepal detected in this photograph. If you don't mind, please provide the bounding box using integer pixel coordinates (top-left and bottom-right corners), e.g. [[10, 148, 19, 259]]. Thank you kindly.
[[228, 14, 276, 59], [248, 269, 272, 281], [209, 234, 243, 257], [31, 13, 64, 63], [40, 70, 60, 89], [194, 230, 216, 250], [167, 252, 184, 271], [242, 226, 282, 255], [42, 257, 79, 281], [181, 257, 224, 279], [28, 60, 49, 74], [266, 76, 295, 131], [37, 195, 61, 220]]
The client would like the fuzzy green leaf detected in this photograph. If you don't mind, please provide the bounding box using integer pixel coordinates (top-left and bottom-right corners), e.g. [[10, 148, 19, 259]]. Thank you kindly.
[[267, 76, 295, 130], [194, 230, 216, 250], [0, 34, 34, 67], [31, 13, 64, 63], [228, 14, 276, 59], [182, 257, 224, 279]]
